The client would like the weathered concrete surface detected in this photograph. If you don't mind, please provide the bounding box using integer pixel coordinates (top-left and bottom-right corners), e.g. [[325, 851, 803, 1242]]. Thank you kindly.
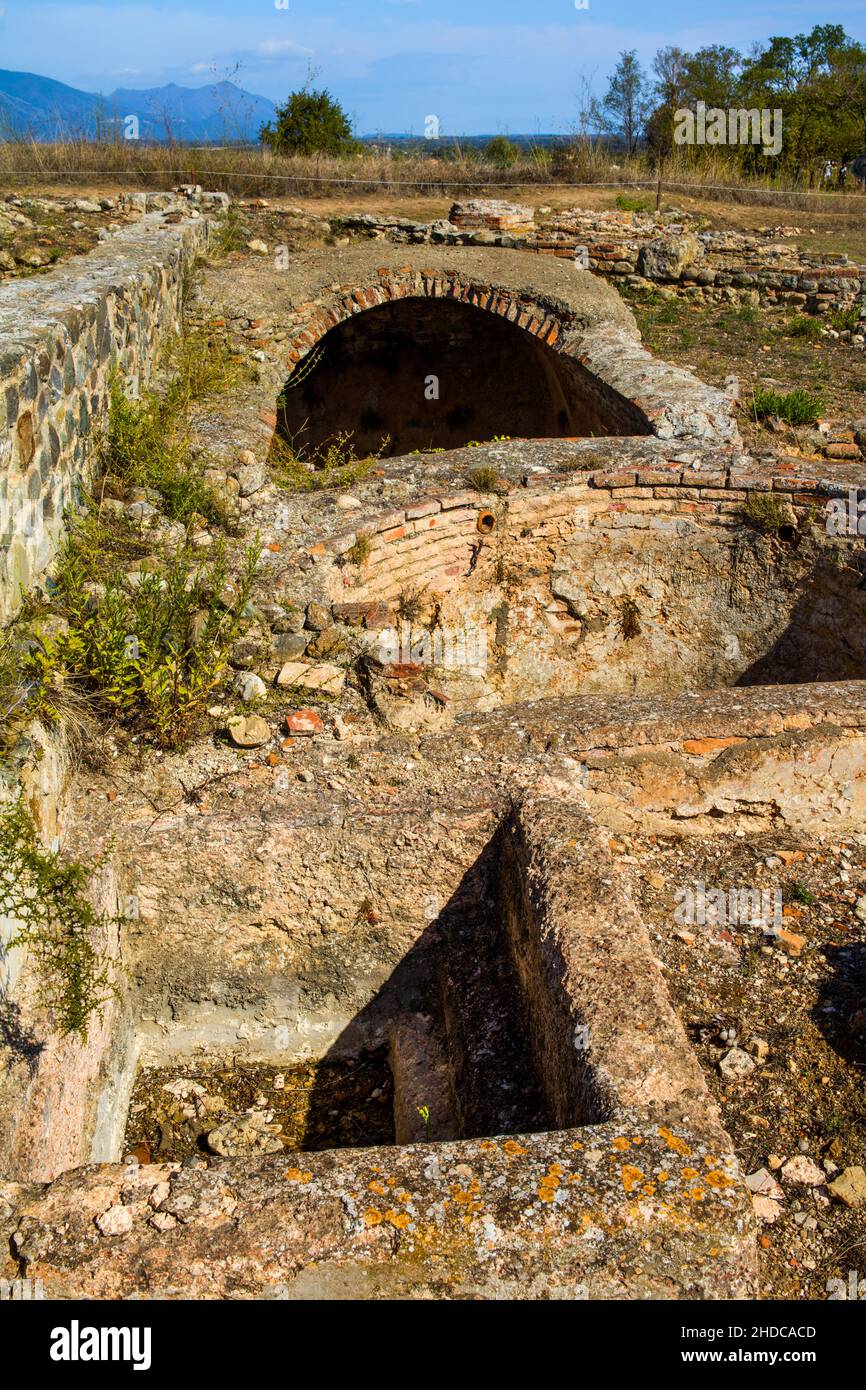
[[0, 852, 134, 1185], [1, 1112, 755, 1300], [501, 794, 724, 1131]]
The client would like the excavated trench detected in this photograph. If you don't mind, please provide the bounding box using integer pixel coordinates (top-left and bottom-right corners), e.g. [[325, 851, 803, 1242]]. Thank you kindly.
[[111, 514, 866, 1164], [120, 817, 591, 1162]]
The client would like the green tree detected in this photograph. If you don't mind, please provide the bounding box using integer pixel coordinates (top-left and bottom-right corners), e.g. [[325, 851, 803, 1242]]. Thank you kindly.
[[738, 25, 852, 169], [821, 43, 866, 153], [260, 87, 357, 156], [680, 45, 743, 109], [592, 51, 653, 156], [485, 135, 519, 168]]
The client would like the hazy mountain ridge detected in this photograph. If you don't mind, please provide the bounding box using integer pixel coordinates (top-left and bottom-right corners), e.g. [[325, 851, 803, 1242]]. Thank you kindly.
[[0, 70, 277, 141]]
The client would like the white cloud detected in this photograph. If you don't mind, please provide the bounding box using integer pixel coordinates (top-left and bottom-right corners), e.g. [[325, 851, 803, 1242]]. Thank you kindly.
[[258, 38, 313, 57]]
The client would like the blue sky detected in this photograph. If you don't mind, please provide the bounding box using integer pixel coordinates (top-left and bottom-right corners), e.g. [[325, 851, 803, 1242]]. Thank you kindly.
[[1, 1, 864, 133]]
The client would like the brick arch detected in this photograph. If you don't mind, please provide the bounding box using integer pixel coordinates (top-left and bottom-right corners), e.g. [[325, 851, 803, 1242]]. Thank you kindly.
[[283, 268, 569, 375], [278, 263, 740, 448]]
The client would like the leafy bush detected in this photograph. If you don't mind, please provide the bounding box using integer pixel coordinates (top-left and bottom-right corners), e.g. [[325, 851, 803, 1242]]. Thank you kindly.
[[260, 88, 358, 156], [750, 386, 817, 422], [0, 796, 118, 1040], [785, 315, 822, 340], [744, 491, 792, 533], [751, 387, 823, 426], [830, 305, 863, 333], [31, 528, 258, 748], [101, 329, 243, 527], [615, 192, 651, 213], [485, 136, 519, 169]]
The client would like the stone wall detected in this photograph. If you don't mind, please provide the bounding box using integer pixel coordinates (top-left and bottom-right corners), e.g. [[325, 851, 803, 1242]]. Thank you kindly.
[[341, 204, 866, 322], [0, 209, 210, 625]]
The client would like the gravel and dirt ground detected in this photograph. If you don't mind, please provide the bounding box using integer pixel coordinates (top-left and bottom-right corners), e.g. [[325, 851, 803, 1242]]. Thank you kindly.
[[629, 830, 866, 1299]]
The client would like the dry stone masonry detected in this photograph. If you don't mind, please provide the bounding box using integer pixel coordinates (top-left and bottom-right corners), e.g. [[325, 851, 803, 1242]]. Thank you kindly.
[[341, 200, 866, 324]]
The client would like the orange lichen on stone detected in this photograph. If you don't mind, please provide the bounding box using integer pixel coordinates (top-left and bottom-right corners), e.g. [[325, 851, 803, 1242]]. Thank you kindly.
[[621, 1165, 645, 1194], [658, 1126, 692, 1157], [503, 1140, 528, 1157], [705, 1170, 734, 1189], [690, 1187, 707, 1201], [538, 1162, 564, 1202], [368, 1180, 387, 1196], [384, 1209, 412, 1229], [681, 1167, 700, 1180], [612, 1137, 631, 1151], [681, 736, 745, 755], [451, 1180, 482, 1207], [284, 1168, 313, 1184], [364, 1207, 410, 1228]]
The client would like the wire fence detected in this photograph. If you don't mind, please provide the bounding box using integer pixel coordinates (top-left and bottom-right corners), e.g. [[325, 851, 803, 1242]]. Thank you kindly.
[[2, 165, 865, 207]]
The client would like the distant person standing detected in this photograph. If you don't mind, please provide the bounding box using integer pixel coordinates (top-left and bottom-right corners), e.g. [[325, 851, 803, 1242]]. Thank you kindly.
[[822, 158, 833, 186], [838, 161, 848, 191]]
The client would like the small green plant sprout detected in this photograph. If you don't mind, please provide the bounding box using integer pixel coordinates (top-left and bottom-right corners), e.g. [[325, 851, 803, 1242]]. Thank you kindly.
[[417, 1104, 430, 1141], [354, 896, 379, 926], [211, 204, 248, 257], [744, 491, 794, 535], [0, 797, 119, 1040], [789, 881, 815, 906], [617, 596, 641, 640], [397, 586, 428, 623]]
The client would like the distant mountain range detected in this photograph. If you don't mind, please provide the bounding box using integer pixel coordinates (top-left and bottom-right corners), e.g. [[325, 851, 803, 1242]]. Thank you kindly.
[[0, 70, 278, 142]]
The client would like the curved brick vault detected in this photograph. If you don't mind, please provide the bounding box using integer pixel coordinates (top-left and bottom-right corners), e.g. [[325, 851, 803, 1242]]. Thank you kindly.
[[268, 246, 740, 449], [278, 292, 654, 456]]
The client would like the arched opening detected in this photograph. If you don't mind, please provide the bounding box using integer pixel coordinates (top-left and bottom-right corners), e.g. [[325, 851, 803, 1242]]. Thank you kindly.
[[276, 295, 651, 458]]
